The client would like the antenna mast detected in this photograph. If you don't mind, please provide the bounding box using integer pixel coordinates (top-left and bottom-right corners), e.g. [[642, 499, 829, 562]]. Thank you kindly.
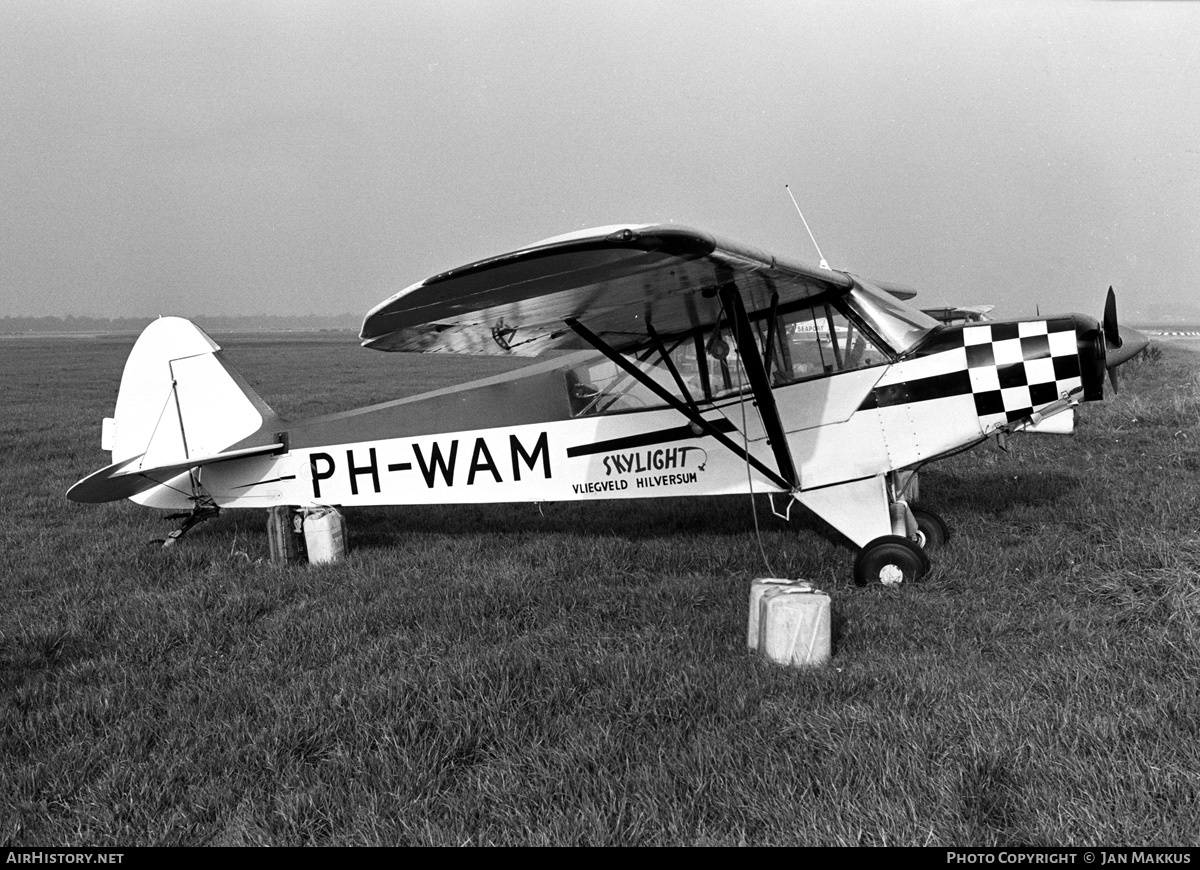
[[785, 184, 830, 270]]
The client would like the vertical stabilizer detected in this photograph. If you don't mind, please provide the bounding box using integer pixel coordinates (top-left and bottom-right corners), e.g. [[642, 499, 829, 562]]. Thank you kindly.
[[68, 317, 283, 507], [107, 317, 279, 470]]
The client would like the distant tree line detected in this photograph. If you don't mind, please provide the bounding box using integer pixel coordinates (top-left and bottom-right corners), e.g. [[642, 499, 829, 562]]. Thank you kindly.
[[1, 313, 362, 334]]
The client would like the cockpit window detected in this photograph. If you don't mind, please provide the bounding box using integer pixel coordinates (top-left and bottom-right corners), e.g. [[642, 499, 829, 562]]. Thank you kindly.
[[564, 284, 935, 416], [766, 303, 888, 384]]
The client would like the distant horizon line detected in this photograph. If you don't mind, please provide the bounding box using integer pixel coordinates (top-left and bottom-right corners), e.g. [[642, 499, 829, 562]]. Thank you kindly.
[[1, 312, 361, 323], [3, 311, 1198, 335], [0, 312, 361, 319]]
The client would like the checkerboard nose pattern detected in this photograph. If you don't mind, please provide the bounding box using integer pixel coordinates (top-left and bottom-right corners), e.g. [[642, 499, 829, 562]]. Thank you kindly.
[[963, 319, 1082, 429]]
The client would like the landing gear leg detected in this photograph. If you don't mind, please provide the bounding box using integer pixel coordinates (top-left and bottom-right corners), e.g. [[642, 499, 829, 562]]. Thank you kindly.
[[852, 471, 938, 587], [911, 507, 950, 550], [887, 469, 951, 551], [158, 500, 220, 548]]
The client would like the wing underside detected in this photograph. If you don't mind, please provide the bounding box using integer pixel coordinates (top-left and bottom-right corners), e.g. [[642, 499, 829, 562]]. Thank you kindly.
[[359, 224, 855, 356]]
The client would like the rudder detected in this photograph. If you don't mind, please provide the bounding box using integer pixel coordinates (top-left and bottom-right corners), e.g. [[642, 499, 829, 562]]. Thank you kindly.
[[108, 317, 278, 467], [67, 317, 283, 506]]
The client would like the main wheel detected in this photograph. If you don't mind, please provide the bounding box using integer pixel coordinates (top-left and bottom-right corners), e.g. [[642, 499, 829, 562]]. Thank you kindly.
[[853, 535, 930, 588], [910, 507, 950, 550]]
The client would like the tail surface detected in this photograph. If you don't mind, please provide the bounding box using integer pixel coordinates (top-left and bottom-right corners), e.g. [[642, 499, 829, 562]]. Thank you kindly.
[[68, 317, 282, 505]]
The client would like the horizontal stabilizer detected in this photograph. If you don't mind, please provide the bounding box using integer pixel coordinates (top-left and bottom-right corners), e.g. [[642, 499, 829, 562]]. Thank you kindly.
[[67, 443, 282, 504]]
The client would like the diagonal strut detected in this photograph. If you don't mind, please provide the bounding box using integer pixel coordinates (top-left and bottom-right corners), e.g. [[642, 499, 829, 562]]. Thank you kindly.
[[564, 318, 792, 491]]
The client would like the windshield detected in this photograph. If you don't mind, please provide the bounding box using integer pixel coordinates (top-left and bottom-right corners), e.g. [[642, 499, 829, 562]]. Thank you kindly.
[[845, 281, 939, 355]]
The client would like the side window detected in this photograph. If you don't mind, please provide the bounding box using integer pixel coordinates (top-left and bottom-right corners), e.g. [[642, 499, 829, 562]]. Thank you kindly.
[[563, 299, 891, 416], [566, 336, 700, 416], [566, 356, 659, 416], [698, 303, 886, 394], [772, 303, 885, 384], [702, 327, 740, 397]]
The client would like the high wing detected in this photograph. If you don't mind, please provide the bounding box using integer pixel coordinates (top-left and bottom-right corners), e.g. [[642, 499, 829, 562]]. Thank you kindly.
[[360, 224, 866, 356]]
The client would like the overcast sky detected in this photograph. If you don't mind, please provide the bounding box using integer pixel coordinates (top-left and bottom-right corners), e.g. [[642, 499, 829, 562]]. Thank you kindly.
[[2, 0, 1197, 323]]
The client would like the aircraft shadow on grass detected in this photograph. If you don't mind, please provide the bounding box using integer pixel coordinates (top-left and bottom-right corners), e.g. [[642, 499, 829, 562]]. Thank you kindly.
[[925, 469, 1083, 515]]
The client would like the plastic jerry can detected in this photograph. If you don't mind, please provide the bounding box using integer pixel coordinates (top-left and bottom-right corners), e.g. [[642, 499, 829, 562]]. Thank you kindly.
[[747, 578, 801, 651], [303, 506, 347, 563], [752, 580, 831, 668]]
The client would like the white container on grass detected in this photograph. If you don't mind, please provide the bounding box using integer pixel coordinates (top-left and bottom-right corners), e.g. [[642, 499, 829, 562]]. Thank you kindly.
[[747, 578, 800, 650], [749, 579, 831, 668], [303, 506, 347, 563]]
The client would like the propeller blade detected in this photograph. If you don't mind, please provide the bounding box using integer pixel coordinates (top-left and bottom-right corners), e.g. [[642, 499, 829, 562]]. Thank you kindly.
[[1103, 286, 1122, 349], [1099, 287, 1149, 394]]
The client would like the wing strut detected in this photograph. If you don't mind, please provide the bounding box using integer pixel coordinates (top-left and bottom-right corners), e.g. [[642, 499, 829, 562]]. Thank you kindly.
[[646, 323, 698, 411], [762, 291, 780, 383], [564, 319, 793, 491], [718, 285, 800, 490]]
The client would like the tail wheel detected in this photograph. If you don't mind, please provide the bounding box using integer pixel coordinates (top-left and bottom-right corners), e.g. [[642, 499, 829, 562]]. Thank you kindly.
[[910, 507, 950, 550], [853, 535, 930, 588]]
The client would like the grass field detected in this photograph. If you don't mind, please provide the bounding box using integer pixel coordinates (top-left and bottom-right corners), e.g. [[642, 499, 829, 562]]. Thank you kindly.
[[2, 331, 1198, 846]]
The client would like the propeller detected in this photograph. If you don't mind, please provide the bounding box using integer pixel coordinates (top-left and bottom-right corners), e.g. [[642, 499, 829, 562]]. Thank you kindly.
[[1099, 286, 1149, 394]]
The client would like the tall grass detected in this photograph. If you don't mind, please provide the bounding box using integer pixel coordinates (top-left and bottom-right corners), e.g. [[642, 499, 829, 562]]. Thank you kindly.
[[2, 333, 1198, 845]]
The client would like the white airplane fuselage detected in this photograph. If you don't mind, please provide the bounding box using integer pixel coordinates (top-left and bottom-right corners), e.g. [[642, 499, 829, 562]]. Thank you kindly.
[[126, 313, 1101, 550]]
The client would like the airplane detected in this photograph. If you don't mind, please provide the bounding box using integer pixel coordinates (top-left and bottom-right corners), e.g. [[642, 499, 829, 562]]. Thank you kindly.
[[922, 304, 995, 326], [66, 223, 1149, 586]]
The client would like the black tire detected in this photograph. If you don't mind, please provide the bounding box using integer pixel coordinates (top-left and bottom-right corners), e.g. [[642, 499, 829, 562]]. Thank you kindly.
[[853, 535, 930, 588], [911, 507, 950, 550]]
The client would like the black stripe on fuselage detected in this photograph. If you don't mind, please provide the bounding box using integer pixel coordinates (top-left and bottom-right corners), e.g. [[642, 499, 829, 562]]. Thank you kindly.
[[566, 418, 737, 458], [858, 370, 972, 411]]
